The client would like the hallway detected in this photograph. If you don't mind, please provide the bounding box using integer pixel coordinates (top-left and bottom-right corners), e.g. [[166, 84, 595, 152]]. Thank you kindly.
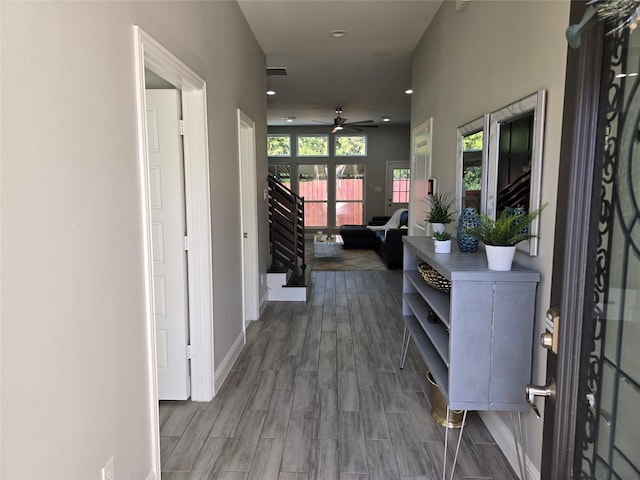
[[159, 270, 518, 480]]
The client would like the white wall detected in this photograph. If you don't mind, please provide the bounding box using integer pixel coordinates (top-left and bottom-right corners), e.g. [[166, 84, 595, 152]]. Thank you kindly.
[[0, 2, 266, 479], [411, 0, 570, 474], [268, 124, 410, 222]]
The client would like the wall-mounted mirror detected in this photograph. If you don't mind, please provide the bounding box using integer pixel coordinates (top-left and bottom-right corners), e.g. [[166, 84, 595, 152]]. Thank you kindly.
[[486, 90, 546, 256], [455, 115, 489, 219]]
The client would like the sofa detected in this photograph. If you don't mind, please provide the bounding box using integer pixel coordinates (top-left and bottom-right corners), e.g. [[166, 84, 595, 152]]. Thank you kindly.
[[339, 209, 409, 269]]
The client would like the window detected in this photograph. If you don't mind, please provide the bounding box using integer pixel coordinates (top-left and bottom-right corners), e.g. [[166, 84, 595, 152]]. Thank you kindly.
[[391, 168, 411, 203], [335, 164, 365, 226], [298, 164, 328, 227], [297, 135, 329, 157], [335, 135, 367, 156], [267, 135, 291, 157], [268, 164, 291, 188]]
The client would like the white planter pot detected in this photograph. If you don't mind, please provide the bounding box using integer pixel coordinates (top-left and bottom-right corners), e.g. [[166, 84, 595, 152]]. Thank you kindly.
[[434, 239, 451, 253], [431, 223, 445, 234], [485, 245, 517, 271]]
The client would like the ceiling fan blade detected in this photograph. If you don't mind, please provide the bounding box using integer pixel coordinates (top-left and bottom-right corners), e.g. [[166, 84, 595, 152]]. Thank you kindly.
[[343, 125, 363, 132], [346, 124, 378, 129], [346, 120, 375, 125], [312, 120, 332, 125]]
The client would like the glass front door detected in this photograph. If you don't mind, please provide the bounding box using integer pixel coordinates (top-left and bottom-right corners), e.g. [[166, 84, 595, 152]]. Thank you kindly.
[[544, 8, 640, 478], [574, 27, 640, 479]]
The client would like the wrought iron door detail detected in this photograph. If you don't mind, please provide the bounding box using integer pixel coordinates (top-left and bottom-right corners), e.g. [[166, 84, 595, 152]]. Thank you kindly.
[[578, 27, 640, 480]]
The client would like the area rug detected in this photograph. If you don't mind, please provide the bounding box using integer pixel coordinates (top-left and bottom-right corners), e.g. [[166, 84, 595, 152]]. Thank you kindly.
[[304, 240, 386, 271]]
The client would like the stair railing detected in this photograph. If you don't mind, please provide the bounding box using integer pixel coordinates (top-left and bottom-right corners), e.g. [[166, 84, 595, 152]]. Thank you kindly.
[[497, 170, 531, 213], [268, 175, 306, 277]]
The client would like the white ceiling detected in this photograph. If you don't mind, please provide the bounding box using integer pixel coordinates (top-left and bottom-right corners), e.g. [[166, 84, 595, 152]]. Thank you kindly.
[[238, 0, 442, 127]]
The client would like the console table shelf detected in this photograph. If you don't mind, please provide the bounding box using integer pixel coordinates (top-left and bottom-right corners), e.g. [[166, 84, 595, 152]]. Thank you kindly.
[[402, 236, 540, 412]]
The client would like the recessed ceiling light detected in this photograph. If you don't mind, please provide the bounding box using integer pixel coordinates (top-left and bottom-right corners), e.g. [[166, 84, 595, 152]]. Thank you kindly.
[[281, 116, 296, 123], [405, 89, 413, 95], [331, 30, 347, 38], [266, 90, 276, 96], [382, 117, 390, 122]]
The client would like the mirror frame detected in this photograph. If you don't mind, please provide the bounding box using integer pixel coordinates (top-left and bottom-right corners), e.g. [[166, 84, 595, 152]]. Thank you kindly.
[[455, 115, 490, 221], [486, 89, 546, 256]]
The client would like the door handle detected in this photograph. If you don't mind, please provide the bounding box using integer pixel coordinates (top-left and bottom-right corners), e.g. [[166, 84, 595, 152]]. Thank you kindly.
[[525, 378, 556, 418]]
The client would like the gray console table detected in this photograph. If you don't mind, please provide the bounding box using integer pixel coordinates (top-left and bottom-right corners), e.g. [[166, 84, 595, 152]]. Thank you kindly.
[[401, 236, 540, 479]]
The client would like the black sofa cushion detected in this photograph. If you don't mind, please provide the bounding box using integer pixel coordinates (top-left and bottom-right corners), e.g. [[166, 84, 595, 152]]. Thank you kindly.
[[340, 225, 377, 249]]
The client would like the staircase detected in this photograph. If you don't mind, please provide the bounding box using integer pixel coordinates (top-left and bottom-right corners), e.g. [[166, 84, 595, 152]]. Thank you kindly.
[[497, 170, 531, 213], [267, 175, 312, 301]]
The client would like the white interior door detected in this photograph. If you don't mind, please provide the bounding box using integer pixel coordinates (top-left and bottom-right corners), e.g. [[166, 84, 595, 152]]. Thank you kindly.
[[238, 110, 259, 328], [146, 89, 190, 400], [385, 162, 410, 216], [409, 119, 433, 236]]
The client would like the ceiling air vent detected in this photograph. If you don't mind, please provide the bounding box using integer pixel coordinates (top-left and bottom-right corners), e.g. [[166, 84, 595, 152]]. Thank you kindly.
[[266, 67, 288, 76]]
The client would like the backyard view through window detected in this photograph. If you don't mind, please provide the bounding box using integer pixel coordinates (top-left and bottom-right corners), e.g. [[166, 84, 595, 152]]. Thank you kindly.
[[268, 164, 291, 188], [335, 135, 367, 156], [267, 135, 291, 157], [392, 168, 410, 203], [463, 131, 483, 210], [297, 135, 329, 156], [336, 164, 365, 226], [298, 164, 328, 227]]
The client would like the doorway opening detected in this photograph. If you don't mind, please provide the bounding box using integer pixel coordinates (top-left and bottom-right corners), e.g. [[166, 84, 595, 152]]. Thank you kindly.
[[238, 110, 260, 332], [134, 26, 215, 477]]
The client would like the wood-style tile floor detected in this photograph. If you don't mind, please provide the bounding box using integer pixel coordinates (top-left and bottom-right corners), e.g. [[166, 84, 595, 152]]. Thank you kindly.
[[159, 270, 519, 480]]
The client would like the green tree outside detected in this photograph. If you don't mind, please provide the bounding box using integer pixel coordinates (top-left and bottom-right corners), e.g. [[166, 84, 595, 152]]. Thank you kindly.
[[335, 135, 366, 156], [463, 131, 483, 151], [464, 165, 482, 190], [297, 136, 329, 156], [267, 135, 291, 156]]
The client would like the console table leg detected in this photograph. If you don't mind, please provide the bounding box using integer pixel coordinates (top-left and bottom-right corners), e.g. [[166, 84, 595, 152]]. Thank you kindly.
[[399, 326, 411, 369], [442, 408, 468, 480], [510, 411, 527, 480]]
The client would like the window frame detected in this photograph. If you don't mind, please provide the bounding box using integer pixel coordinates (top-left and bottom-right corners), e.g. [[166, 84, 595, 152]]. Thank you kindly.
[[390, 167, 411, 204], [267, 134, 291, 157], [296, 134, 329, 157], [297, 163, 329, 228], [334, 134, 368, 157], [335, 163, 366, 226]]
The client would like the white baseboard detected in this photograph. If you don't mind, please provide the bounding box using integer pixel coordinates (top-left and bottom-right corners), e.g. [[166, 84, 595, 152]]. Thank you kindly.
[[259, 293, 269, 316], [213, 330, 245, 392], [478, 412, 540, 480]]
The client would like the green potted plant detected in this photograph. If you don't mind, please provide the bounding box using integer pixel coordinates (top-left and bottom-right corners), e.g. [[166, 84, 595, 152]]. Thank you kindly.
[[433, 231, 452, 253], [462, 205, 545, 271], [426, 192, 455, 234]]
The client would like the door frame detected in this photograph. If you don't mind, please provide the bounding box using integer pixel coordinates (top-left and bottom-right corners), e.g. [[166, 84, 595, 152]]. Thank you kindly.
[[409, 118, 433, 236], [237, 109, 260, 330], [543, 2, 605, 477], [134, 26, 215, 478], [385, 161, 410, 216]]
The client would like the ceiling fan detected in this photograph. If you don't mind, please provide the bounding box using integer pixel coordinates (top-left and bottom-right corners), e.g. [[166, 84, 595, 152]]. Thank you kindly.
[[313, 107, 378, 134]]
